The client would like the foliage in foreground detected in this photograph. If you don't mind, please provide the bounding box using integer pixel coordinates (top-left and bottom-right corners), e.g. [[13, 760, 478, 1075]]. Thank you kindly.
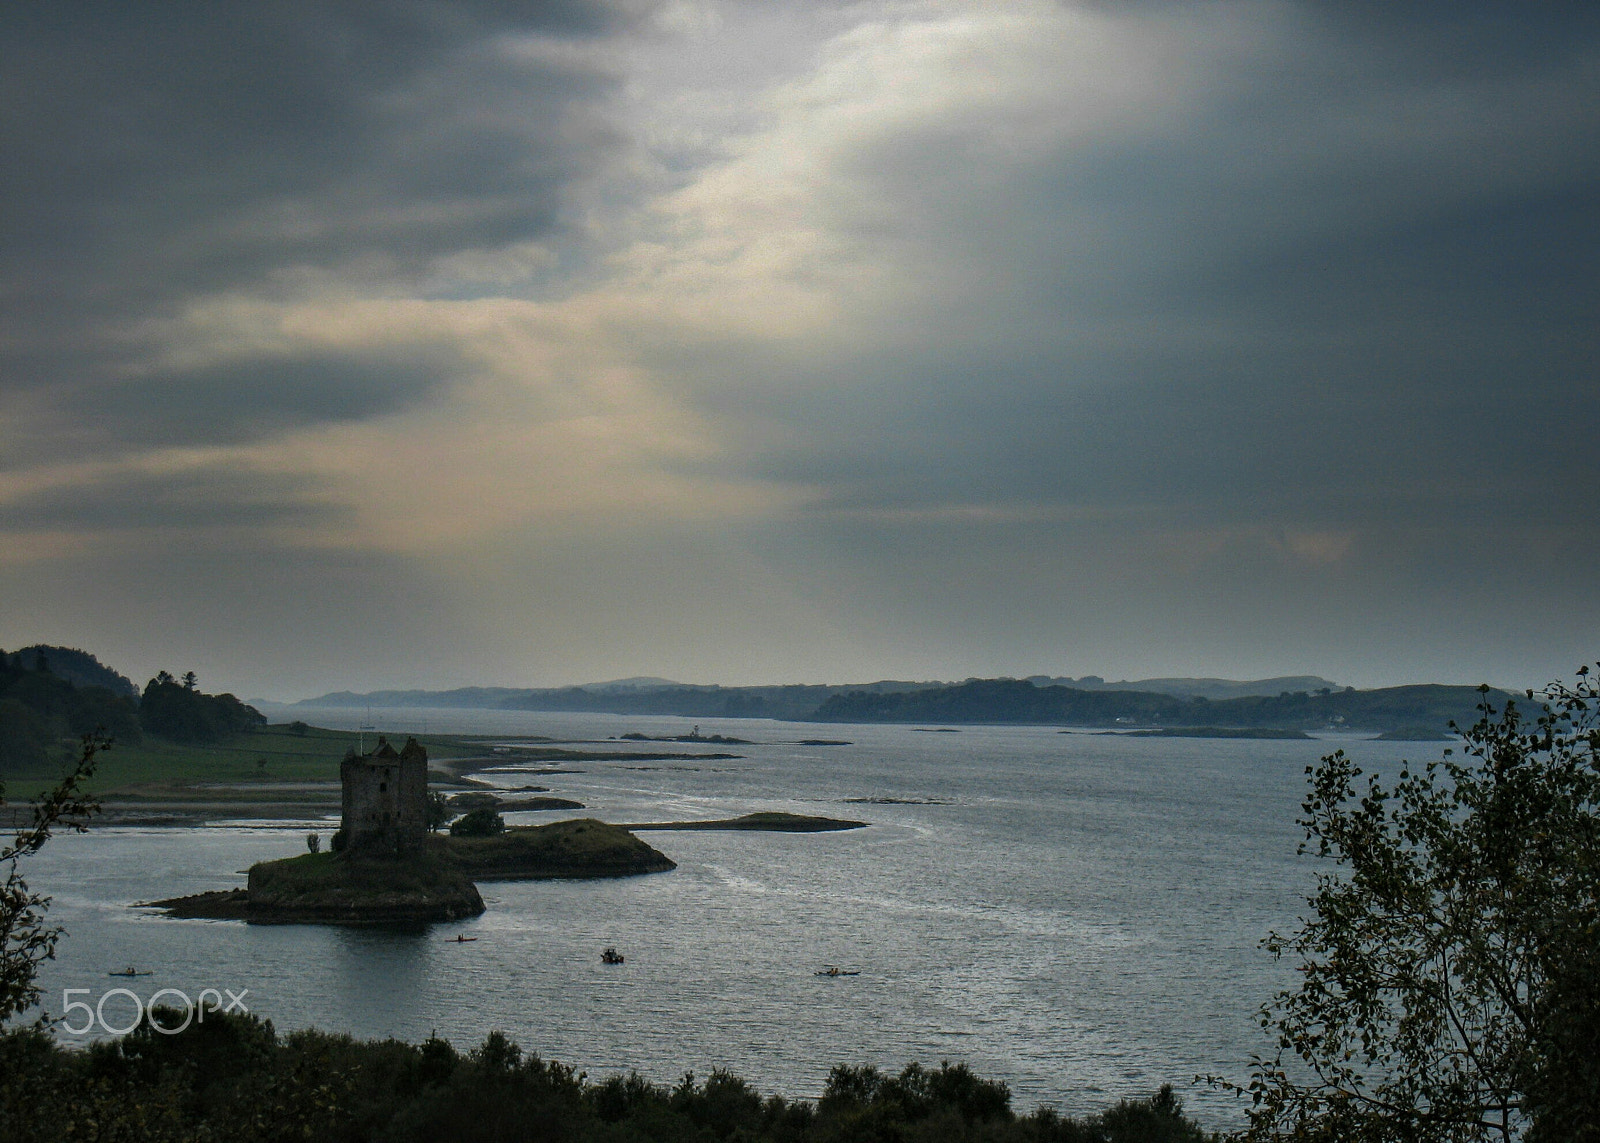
[[1, 735, 103, 1021], [1231, 669, 1600, 1142], [0, 1013, 1216, 1143]]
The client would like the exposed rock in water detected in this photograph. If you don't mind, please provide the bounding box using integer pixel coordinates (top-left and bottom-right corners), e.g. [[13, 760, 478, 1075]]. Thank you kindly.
[[1113, 726, 1312, 740], [621, 811, 867, 832], [449, 792, 586, 812]]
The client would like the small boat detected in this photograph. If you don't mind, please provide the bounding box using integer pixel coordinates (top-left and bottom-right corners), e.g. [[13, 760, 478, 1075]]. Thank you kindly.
[[109, 967, 152, 977], [450, 935, 478, 943], [814, 965, 860, 977], [601, 946, 625, 965]]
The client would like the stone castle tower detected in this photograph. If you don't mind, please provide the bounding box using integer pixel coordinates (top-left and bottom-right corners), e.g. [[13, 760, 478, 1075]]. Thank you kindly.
[[340, 735, 428, 853]]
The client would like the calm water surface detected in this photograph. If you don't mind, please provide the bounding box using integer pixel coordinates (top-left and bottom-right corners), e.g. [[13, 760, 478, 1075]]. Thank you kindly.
[[23, 711, 1432, 1126]]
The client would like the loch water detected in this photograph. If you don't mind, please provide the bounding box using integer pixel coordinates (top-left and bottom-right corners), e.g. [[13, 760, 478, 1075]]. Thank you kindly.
[[23, 711, 1435, 1126]]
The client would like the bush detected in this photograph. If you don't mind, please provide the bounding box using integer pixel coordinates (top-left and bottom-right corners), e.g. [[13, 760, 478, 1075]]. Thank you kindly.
[[0, 1018, 1218, 1143], [450, 807, 505, 837]]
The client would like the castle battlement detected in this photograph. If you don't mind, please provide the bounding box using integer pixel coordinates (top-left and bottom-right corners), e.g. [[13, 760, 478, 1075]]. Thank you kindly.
[[340, 735, 428, 853]]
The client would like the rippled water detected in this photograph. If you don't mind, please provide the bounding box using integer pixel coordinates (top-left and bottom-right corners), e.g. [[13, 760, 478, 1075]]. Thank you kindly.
[[21, 711, 1430, 1126]]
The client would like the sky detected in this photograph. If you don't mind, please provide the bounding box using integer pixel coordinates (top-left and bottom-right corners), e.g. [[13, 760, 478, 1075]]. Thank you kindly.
[[2, 1, 1597, 701]]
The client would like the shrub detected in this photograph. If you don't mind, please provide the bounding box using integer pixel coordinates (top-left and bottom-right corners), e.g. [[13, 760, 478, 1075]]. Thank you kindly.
[[450, 808, 505, 837]]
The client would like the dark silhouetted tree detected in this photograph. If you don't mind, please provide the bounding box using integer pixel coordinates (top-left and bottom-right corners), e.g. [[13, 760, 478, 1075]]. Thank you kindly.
[[1, 735, 104, 1021], [1233, 668, 1600, 1142]]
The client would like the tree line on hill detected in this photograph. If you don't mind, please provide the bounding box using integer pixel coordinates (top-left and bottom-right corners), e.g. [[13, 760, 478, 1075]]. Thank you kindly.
[[307, 681, 936, 721], [809, 677, 1504, 733], [0, 646, 263, 775], [299, 676, 1503, 734]]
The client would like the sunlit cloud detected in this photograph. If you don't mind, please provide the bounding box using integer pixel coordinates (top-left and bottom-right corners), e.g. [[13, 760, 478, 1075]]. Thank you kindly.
[[2, 1, 1596, 695]]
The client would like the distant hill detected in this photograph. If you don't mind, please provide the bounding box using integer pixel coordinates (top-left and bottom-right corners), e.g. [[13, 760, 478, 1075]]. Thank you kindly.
[[298, 687, 536, 709], [0, 648, 142, 774], [1026, 674, 1343, 701], [10, 645, 139, 697], [290, 673, 1506, 734], [812, 678, 1507, 734], [293, 680, 942, 721], [580, 676, 686, 692]]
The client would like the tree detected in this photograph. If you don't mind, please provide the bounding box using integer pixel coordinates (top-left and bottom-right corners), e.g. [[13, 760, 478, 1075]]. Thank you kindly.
[[1, 734, 105, 1021], [138, 675, 265, 743], [1234, 668, 1600, 1141], [449, 807, 504, 837], [427, 791, 450, 832]]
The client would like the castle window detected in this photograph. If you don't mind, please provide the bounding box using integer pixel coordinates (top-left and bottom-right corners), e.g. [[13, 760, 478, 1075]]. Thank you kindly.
[[379, 782, 387, 792]]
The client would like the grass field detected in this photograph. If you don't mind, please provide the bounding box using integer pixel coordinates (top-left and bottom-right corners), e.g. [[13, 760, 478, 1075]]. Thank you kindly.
[[0, 724, 488, 802]]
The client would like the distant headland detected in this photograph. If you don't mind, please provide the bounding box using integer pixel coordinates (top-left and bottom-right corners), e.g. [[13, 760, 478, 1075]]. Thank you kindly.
[[282, 674, 1512, 737]]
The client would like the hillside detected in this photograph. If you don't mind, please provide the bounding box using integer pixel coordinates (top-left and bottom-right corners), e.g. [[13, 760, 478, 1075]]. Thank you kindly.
[[0, 650, 264, 781], [810, 678, 1507, 734]]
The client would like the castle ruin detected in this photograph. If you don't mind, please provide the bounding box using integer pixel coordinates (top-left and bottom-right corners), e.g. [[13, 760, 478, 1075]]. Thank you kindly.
[[340, 735, 428, 853]]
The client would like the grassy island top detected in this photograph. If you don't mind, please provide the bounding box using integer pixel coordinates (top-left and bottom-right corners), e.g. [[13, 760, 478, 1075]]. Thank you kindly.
[[249, 847, 470, 898], [243, 844, 485, 925], [441, 818, 677, 880]]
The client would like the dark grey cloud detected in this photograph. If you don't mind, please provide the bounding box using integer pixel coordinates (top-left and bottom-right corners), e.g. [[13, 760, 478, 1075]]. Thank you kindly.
[[4, 1, 1597, 693], [1, 1, 628, 446], [0, 465, 344, 532], [28, 347, 470, 461], [651, 3, 1600, 539]]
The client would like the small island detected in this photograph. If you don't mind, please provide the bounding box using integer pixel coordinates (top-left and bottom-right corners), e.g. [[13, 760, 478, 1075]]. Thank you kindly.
[[619, 727, 753, 745], [446, 817, 677, 879], [448, 791, 586, 812], [618, 811, 866, 833], [1109, 726, 1313, 740], [144, 737, 674, 925], [1376, 725, 1454, 741]]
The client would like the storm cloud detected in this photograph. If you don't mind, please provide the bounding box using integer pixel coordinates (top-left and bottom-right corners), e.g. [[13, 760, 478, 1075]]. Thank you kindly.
[[2, 1, 626, 446], [3, 1, 1597, 697]]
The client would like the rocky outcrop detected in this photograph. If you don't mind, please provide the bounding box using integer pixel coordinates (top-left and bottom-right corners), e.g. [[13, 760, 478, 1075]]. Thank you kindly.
[[444, 818, 676, 880]]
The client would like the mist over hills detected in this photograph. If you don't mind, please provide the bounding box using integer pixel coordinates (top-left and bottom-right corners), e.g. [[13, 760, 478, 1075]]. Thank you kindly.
[[284, 673, 1504, 735], [1, 640, 1502, 737], [291, 680, 938, 722], [295, 675, 1345, 713], [1025, 675, 1342, 701]]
